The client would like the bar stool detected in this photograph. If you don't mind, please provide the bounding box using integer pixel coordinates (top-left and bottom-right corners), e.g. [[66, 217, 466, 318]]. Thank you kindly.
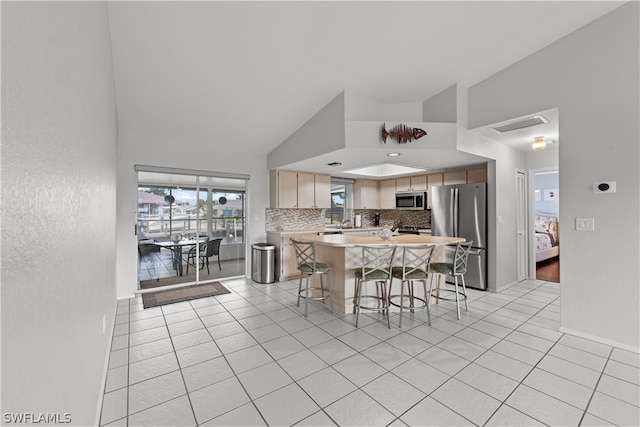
[[353, 245, 397, 328], [428, 241, 473, 319], [291, 239, 332, 317], [389, 245, 435, 327]]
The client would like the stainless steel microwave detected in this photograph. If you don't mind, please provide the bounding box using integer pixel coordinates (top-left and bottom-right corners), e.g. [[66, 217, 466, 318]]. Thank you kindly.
[[395, 191, 427, 210]]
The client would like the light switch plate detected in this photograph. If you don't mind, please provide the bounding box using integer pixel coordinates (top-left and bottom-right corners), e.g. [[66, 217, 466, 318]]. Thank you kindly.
[[576, 218, 595, 231]]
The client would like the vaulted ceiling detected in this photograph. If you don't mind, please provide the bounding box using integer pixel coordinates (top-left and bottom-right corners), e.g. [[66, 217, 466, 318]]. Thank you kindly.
[[107, 1, 623, 168]]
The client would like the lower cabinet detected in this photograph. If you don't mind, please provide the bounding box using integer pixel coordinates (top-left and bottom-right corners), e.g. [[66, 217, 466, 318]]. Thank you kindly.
[[266, 229, 381, 281], [267, 232, 318, 281]]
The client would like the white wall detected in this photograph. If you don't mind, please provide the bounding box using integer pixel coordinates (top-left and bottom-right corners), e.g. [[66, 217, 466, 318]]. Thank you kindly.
[[116, 131, 269, 299], [456, 129, 527, 291], [534, 172, 560, 216], [267, 92, 346, 170], [469, 2, 639, 350], [345, 90, 423, 121], [422, 84, 458, 123], [1, 2, 118, 424]]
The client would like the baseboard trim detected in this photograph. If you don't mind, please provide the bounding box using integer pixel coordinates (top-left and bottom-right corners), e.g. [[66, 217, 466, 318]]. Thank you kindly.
[[494, 281, 519, 293], [558, 327, 639, 354], [94, 301, 120, 427]]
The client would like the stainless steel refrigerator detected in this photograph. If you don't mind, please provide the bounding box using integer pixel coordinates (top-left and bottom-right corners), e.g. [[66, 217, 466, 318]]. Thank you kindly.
[[431, 183, 487, 290]]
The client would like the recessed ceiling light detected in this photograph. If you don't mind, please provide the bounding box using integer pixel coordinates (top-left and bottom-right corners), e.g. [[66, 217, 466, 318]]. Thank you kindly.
[[387, 153, 400, 157]]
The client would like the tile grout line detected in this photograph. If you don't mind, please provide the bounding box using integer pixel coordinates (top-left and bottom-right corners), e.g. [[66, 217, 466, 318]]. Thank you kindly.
[[109, 278, 606, 427], [478, 335, 565, 427], [396, 283, 562, 426], [185, 287, 271, 426], [161, 303, 199, 426], [577, 346, 615, 426], [226, 281, 450, 425], [188, 283, 337, 426]]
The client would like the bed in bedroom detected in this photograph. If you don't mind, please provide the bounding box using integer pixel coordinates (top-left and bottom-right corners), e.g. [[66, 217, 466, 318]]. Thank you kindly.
[[535, 213, 559, 262]]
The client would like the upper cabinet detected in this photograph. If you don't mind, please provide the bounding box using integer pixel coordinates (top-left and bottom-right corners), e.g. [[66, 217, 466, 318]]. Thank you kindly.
[[271, 170, 298, 208], [396, 175, 427, 192], [354, 179, 380, 209], [270, 165, 487, 210], [466, 166, 488, 184], [311, 173, 331, 208], [443, 170, 467, 185], [379, 179, 396, 209], [270, 170, 331, 208], [441, 166, 488, 186]]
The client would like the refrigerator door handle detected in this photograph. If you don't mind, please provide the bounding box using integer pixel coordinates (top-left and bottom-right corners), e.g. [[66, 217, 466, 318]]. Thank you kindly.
[[453, 187, 459, 237], [448, 187, 455, 237]]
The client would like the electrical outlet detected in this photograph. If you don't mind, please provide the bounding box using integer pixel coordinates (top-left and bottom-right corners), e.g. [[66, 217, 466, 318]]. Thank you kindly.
[[576, 218, 595, 231]]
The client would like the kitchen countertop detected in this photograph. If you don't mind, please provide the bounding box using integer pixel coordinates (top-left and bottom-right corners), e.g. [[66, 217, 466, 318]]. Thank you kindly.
[[298, 233, 461, 248], [266, 227, 383, 235]]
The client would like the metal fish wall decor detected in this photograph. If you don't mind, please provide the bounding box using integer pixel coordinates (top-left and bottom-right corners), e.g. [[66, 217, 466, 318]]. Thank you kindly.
[[380, 123, 427, 144]]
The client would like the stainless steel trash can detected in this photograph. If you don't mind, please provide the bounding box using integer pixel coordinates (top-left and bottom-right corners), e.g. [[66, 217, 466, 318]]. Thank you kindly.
[[252, 243, 275, 284]]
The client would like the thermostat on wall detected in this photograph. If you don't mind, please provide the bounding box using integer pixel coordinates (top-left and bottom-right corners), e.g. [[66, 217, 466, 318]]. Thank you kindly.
[[593, 182, 616, 193]]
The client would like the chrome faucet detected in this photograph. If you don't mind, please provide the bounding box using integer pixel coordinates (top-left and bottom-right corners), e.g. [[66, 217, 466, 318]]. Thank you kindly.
[[340, 219, 352, 229]]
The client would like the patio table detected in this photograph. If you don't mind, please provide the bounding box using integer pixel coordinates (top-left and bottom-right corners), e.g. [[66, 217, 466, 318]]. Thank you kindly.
[[154, 239, 204, 276]]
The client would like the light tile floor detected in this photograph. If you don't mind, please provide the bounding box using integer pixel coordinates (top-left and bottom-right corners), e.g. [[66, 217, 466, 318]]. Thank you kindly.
[[100, 278, 640, 426]]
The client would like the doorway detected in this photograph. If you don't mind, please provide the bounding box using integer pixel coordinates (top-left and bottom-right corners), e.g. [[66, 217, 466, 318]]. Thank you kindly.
[[516, 170, 527, 282], [532, 170, 560, 283], [136, 167, 248, 289]]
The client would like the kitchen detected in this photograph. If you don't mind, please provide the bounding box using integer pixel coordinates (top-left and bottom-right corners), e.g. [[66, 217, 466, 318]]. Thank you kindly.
[[265, 90, 497, 295], [266, 153, 490, 306]]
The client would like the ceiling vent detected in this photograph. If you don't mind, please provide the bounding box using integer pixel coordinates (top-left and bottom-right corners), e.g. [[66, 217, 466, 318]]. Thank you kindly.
[[491, 115, 549, 133]]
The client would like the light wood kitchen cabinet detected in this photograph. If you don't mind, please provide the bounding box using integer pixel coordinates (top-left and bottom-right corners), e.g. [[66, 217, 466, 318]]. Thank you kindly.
[[443, 170, 467, 185], [379, 179, 396, 209], [267, 233, 297, 281], [354, 179, 379, 209], [296, 172, 315, 208], [270, 170, 298, 208], [266, 232, 310, 281], [312, 174, 331, 208], [428, 173, 444, 187], [466, 166, 487, 184], [427, 173, 444, 209], [270, 170, 331, 208], [396, 175, 427, 192]]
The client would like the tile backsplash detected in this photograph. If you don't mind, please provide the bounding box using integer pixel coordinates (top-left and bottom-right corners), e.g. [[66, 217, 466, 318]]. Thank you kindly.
[[265, 209, 325, 230], [266, 208, 430, 230]]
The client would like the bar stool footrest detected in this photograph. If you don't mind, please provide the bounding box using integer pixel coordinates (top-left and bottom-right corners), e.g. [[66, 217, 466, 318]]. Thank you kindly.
[[355, 295, 388, 312], [429, 288, 467, 303], [388, 294, 428, 310], [299, 287, 330, 302]]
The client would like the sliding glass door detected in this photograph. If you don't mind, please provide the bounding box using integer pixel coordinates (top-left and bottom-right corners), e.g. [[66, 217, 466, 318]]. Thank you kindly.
[[136, 167, 247, 290]]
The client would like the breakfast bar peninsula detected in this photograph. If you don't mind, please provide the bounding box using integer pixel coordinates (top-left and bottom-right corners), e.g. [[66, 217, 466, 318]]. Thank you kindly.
[[294, 233, 465, 313]]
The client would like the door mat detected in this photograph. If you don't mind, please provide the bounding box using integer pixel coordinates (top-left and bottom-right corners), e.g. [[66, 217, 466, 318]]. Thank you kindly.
[[142, 282, 230, 309]]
